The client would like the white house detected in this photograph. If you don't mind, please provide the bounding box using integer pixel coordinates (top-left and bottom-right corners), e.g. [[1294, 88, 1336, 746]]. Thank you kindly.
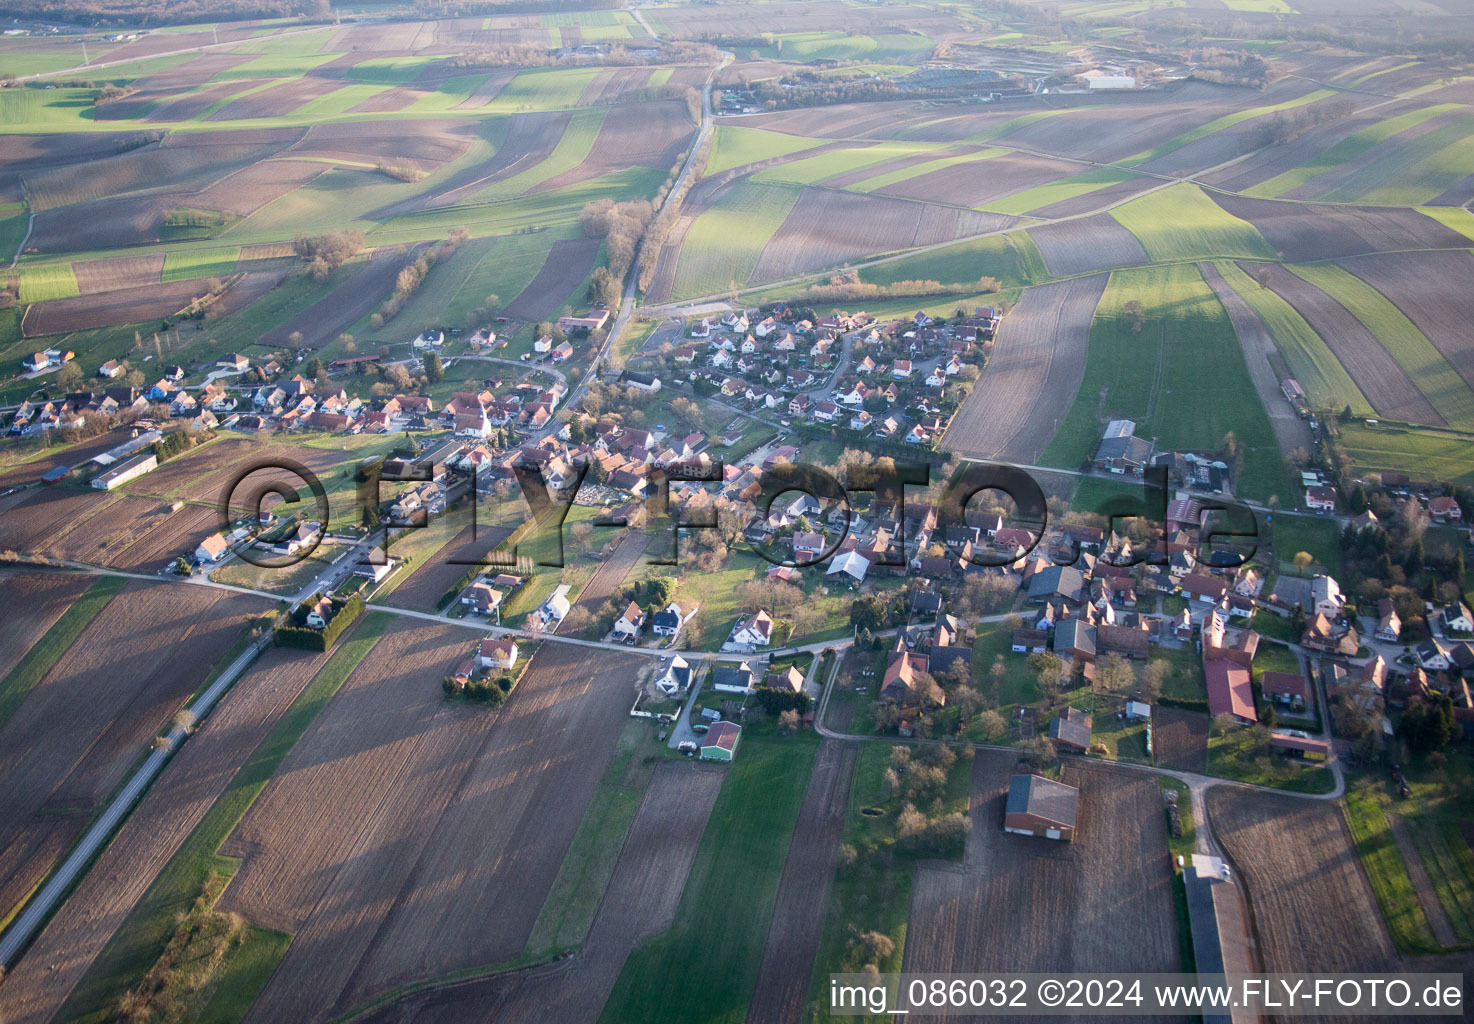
[[655, 654, 692, 696], [413, 329, 445, 349], [652, 602, 684, 636], [613, 600, 645, 639], [731, 609, 774, 647], [540, 584, 572, 624], [305, 596, 333, 630], [195, 533, 231, 564], [478, 637, 520, 670]]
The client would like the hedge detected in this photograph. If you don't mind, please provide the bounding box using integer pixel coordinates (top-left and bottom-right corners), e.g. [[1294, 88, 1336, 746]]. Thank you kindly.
[[275, 593, 365, 651]]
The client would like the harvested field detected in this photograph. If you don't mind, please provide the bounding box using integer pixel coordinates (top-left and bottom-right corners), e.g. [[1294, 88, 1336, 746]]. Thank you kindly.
[[1209, 193, 1468, 261], [1151, 706, 1209, 773], [0, 582, 268, 922], [377, 524, 516, 612], [187, 158, 328, 217], [357, 762, 725, 1024], [140, 79, 267, 123], [504, 237, 601, 320], [37, 494, 168, 565], [903, 750, 1182, 1022], [72, 254, 164, 294], [108, 503, 223, 573], [455, 69, 519, 108], [534, 100, 692, 193], [255, 243, 429, 349], [577, 67, 654, 107], [745, 739, 857, 1024], [745, 100, 933, 142], [876, 151, 1082, 207], [1343, 250, 1474, 395], [207, 78, 348, 121], [0, 487, 114, 555], [22, 268, 283, 338], [0, 570, 91, 683], [942, 273, 1106, 464], [1022, 174, 1153, 219], [1252, 262, 1444, 426], [1028, 214, 1148, 277], [1208, 787, 1398, 999], [0, 642, 342, 1024], [750, 189, 1009, 282], [116, 437, 256, 500], [286, 119, 470, 170], [220, 634, 645, 1022], [641, 213, 692, 304], [381, 112, 570, 217]]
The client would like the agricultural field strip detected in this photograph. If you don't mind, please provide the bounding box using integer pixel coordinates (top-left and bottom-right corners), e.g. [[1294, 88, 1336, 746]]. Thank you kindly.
[[1287, 262, 1474, 429]]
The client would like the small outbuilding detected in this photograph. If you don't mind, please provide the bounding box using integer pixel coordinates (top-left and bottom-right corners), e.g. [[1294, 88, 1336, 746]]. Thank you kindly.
[[700, 721, 741, 762]]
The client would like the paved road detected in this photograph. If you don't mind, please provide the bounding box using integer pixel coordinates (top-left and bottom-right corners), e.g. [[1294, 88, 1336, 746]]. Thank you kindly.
[[0, 632, 271, 967]]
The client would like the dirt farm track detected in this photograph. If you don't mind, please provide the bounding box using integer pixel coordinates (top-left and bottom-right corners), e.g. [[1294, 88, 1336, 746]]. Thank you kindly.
[[214, 623, 646, 1022]]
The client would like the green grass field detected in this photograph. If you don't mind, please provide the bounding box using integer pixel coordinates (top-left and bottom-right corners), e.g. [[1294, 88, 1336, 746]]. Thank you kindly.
[[599, 732, 817, 1024], [17, 262, 81, 303], [670, 179, 802, 299], [1335, 420, 1474, 488], [1417, 205, 1474, 242], [160, 247, 242, 283], [475, 106, 607, 200], [859, 229, 1047, 289], [1316, 114, 1474, 207], [981, 165, 1140, 216], [1271, 515, 1343, 577], [482, 66, 604, 113], [1287, 263, 1474, 430], [1211, 260, 1372, 416], [1040, 263, 1293, 502], [56, 613, 389, 1024], [1110, 183, 1275, 262], [1245, 104, 1461, 198], [1343, 785, 1442, 955], [706, 125, 825, 176], [750, 140, 939, 187]]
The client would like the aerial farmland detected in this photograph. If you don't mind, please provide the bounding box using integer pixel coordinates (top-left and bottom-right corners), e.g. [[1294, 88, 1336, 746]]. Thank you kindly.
[[2, 0, 1474, 1020]]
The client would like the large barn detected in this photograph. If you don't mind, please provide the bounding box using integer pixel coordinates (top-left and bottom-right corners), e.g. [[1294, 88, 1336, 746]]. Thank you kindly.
[[1004, 773, 1080, 842]]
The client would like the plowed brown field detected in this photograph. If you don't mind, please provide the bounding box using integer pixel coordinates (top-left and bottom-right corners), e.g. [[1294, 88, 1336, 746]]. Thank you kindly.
[[0, 570, 92, 683], [0, 582, 268, 922]]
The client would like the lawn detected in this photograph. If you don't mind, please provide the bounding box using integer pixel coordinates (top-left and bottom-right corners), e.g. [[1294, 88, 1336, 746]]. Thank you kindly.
[[56, 613, 388, 1024], [161, 247, 242, 283], [705, 125, 825, 176], [599, 732, 818, 1024], [670, 180, 803, 300], [1270, 514, 1343, 577], [526, 718, 661, 957], [1039, 263, 1294, 503], [1206, 724, 1336, 794], [1211, 260, 1372, 416], [1335, 420, 1474, 488], [1110, 183, 1275, 262], [17, 262, 81, 303], [0, 575, 124, 730], [1287, 263, 1474, 431], [210, 550, 337, 595], [1245, 104, 1461, 198]]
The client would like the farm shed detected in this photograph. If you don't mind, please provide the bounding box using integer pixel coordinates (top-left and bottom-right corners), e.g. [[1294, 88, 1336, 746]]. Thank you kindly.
[[1269, 734, 1330, 761], [700, 721, 741, 762], [91, 452, 157, 490], [1048, 708, 1093, 752], [1004, 773, 1079, 841], [1182, 854, 1252, 1024]]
